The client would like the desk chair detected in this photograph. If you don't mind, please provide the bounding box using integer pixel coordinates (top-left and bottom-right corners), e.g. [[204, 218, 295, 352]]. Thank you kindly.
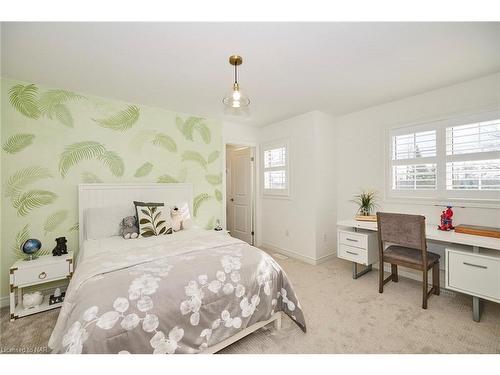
[[377, 212, 440, 309]]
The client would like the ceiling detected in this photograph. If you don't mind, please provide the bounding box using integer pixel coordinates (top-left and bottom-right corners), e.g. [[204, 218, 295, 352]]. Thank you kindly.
[[2, 22, 499, 126]]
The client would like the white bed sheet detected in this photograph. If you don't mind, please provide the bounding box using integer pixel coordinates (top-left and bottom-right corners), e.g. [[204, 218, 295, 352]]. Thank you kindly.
[[78, 227, 207, 263]]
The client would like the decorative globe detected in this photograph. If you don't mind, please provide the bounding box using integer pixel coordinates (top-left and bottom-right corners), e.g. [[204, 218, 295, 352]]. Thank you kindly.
[[21, 239, 42, 260]]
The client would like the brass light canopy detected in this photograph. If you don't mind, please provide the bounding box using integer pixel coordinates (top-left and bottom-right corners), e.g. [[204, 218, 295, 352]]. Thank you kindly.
[[229, 55, 243, 66], [223, 54, 250, 109]]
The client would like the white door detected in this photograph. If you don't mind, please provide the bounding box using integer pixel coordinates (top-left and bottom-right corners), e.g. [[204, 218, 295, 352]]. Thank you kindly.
[[226, 146, 254, 245]]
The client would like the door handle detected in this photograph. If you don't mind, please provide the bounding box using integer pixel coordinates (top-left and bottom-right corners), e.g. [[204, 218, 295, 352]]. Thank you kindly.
[[230, 198, 234, 202], [346, 251, 358, 255], [463, 262, 487, 269]]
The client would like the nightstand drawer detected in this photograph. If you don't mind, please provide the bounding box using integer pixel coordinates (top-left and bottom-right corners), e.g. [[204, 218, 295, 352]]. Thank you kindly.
[[12, 261, 71, 287], [447, 250, 500, 302], [339, 231, 367, 249], [338, 244, 368, 265]]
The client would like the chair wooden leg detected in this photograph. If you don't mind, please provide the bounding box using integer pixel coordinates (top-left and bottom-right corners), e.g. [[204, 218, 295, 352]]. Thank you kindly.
[[422, 269, 428, 309], [433, 262, 440, 296], [391, 264, 398, 282], [379, 259, 384, 293]]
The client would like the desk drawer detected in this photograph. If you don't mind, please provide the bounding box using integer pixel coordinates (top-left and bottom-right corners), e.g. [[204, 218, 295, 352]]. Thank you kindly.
[[447, 250, 500, 302], [338, 244, 368, 265], [339, 231, 367, 249], [13, 262, 70, 287]]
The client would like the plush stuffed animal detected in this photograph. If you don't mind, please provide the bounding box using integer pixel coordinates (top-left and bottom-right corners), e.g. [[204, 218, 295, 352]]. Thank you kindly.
[[23, 291, 43, 309], [120, 216, 139, 239], [52, 237, 68, 256], [170, 206, 183, 232]]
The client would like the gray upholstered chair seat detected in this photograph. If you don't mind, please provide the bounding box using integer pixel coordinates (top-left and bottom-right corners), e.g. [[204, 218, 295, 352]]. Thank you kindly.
[[377, 212, 440, 309], [384, 246, 440, 269]]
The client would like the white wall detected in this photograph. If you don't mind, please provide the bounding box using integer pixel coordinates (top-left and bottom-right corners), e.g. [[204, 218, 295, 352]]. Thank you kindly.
[[335, 72, 500, 282], [336, 72, 500, 226], [222, 120, 259, 145], [314, 112, 337, 260], [258, 111, 337, 264], [221, 73, 500, 269]]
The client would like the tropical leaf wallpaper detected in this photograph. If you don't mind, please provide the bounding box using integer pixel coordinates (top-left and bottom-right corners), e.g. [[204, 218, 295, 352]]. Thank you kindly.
[[2, 133, 35, 154], [93, 105, 140, 131], [0, 78, 223, 299], [134, 162, 153, 178]]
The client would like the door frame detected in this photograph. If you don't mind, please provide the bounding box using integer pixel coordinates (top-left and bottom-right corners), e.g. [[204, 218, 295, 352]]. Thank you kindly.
[[223, 141, 257, 246]]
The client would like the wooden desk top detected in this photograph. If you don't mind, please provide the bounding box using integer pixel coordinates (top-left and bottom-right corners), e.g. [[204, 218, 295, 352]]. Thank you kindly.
[[337, 219, 500, 251]]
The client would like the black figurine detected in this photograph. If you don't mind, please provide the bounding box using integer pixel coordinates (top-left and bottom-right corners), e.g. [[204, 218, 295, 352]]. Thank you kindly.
[[52, 237, 68, 256]]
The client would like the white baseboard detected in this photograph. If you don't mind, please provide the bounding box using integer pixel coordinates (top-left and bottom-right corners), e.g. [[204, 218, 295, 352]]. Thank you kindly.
[[315, 252, 337, 264], [260, 243, 335, 265], [0, 295, 10, 309]]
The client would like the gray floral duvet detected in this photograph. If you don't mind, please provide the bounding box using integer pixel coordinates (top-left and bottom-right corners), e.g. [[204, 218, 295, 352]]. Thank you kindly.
[[48, 230, 306, 354]]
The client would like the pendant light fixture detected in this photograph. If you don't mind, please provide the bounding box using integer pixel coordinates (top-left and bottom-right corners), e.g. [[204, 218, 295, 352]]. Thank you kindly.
[[223, 55, 250, 109]]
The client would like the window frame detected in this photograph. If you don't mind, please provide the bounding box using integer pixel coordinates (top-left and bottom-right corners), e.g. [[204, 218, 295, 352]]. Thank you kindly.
[[261, 138, 290, 197], [385, 109, 500, 205], [391, 128, 438, 192]]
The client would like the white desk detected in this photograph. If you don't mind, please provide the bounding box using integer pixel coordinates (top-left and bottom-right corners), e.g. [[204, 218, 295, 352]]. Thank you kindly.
[[337, 219, 500, 322], [338, 219, 500, 250]]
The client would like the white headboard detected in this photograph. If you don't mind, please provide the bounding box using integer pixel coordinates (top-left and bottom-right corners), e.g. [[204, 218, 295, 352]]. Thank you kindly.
[[78, 183, 193, 249]]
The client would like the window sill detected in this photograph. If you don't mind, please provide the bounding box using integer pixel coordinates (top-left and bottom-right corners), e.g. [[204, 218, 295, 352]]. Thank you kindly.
[[383, 196, 500, 209]]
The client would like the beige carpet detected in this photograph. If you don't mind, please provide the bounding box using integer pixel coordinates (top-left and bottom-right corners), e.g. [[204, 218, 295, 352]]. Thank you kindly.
[[1, 255, 499, 354]]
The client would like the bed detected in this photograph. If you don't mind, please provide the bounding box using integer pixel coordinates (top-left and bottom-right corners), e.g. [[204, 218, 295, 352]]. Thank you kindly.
[[48, 183, 306, 354]]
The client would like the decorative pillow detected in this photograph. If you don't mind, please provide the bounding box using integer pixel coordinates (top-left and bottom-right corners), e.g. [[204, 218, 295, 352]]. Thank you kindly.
[[133, 201, 172, 237], [85, 205, 135, 240], [175, 202, 194, 230]]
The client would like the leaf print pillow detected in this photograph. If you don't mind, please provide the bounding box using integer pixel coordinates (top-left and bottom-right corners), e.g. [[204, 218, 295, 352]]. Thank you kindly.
[[133, 201, 172, 237]]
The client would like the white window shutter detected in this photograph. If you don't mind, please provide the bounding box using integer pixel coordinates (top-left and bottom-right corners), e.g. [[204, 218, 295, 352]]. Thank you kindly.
[[262, 139, 290, 196]]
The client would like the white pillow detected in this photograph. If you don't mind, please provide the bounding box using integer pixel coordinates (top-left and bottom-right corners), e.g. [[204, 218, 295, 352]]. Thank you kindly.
[[85, 205, 135, 240], [175, 202, 194, 230]]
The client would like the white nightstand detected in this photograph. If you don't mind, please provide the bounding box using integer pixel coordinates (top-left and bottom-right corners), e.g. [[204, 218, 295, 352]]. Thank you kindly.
[[9, 252, 73, 321], [337, 229, 379, 279]]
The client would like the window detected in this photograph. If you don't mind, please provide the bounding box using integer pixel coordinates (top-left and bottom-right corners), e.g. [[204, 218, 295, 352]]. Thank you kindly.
[[391, 130, 437, 191], [393, 130, 437, 160], [262, 139, 289, 196], [388, 111, 500, 202], [393, 164, 437, 190], [446, 160, 500, 190], [446, 119, 500, 191]]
